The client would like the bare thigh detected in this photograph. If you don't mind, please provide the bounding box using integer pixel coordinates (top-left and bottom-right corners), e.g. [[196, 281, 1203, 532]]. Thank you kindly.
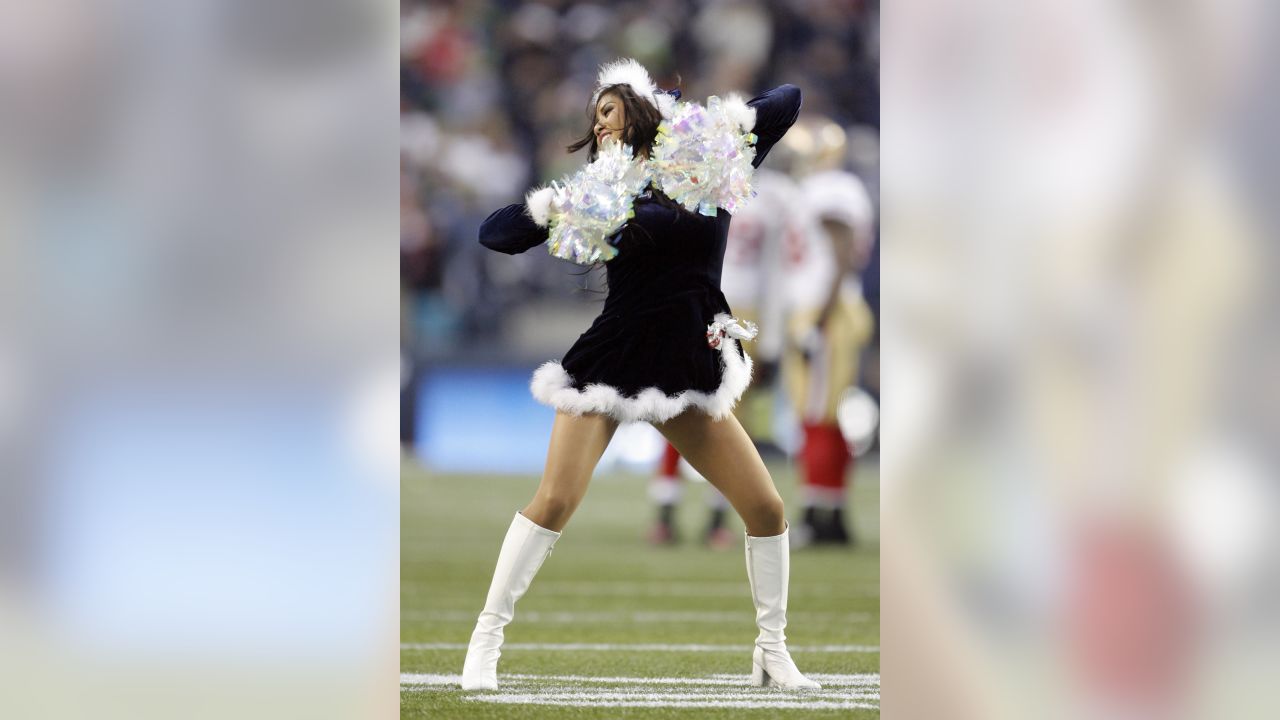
[[653, 411, 786, 537], [521, 411, 618, 532]]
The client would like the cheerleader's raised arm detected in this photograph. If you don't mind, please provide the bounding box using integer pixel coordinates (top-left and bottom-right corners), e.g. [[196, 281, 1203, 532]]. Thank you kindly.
[[746, 84, 802, 168], [479, 83, 800, 262]]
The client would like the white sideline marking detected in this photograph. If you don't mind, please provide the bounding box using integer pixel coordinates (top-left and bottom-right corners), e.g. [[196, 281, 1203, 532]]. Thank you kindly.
[[399, 672, 881, 710], [404, 609, 874, 624], [466, 695, 878, 710], [402, 672, 880, 687], [402, 642, 879, 653]]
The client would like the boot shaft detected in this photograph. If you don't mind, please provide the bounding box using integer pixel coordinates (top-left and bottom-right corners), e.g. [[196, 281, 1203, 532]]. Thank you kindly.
[[478, 512, 561, 626], [745, 526, 791, 644]]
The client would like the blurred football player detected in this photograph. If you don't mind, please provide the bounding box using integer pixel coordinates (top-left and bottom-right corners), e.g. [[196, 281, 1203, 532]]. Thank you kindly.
[[785, 170, 876, 545]]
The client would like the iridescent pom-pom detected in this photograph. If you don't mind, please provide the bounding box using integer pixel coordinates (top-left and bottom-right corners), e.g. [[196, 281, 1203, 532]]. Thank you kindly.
[[542, 141, 651, 265], [649, 96, 758, 217]]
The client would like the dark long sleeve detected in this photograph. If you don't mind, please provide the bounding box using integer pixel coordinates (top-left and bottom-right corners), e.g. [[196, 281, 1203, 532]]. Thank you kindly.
[[478, 203, 548, 255], [612, 196, 689, 254], [747, 84, 802, 168]]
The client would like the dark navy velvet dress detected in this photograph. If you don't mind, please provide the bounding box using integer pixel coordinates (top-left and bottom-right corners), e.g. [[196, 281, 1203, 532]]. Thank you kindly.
[[479, 85, 801, 424]]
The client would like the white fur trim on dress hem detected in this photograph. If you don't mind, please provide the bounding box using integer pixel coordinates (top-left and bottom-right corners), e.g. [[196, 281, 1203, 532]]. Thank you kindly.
[[530, 320, 754, 425]]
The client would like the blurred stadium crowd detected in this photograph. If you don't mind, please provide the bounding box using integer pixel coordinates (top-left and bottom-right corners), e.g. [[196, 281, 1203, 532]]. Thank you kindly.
[[400, 0, 878, 364]]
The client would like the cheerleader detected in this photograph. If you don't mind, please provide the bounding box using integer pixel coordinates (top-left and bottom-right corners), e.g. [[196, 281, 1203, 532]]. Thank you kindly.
[[462, 59, 817, 691]]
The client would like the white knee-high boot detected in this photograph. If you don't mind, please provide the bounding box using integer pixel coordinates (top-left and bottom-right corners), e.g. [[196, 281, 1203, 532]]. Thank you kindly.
[[745, 525, 822, 690], [461, 512, 561, 690]]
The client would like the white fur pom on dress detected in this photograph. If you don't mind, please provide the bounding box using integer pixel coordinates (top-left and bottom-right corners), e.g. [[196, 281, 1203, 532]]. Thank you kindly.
[[525, 186, 555, 227]]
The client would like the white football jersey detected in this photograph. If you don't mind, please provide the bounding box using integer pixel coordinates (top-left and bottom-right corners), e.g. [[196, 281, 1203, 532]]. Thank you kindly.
[[778, 176, 837, 314], [723, 169, 789, 307], [792, 170, 875, 312], [723, 170, 834, 360]]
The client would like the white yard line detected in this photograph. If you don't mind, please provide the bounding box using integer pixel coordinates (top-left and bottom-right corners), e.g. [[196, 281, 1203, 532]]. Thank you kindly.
[[402, 642, 879, 653], [465, 691, 885, 707], [402, 672, 879, 687], [529, 581, 749, 597], [465, 698, 879, 709], [408, 580, 879, 598], [529, 580, 882, 598], [400, 672, 881, 710], [404, 609, 874, 624], [481, 692, 878, 701]]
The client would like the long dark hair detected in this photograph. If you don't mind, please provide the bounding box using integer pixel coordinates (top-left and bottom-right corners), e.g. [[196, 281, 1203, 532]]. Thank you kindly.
[[567, 82, 695, 227], [567, 83, 664, 161]]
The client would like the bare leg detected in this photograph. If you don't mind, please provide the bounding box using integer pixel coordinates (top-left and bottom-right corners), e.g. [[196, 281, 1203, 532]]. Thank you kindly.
[[521, 411, 619, 531], [654, 409, 820, 690], [461, 410, 617, 690], [652, 411, 785, 537]]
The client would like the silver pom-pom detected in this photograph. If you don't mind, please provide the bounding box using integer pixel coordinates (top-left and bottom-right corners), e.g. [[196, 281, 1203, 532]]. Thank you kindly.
[[543, 141, 651, 265], [530, 94, 760, 263], [649, 96, 758, 217]]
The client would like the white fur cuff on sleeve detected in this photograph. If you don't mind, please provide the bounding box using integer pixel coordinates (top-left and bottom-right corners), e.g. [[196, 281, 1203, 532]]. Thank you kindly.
[[525, 186, 555, 227], [722, 93, 757, 133], [655, 92, 677, 120]]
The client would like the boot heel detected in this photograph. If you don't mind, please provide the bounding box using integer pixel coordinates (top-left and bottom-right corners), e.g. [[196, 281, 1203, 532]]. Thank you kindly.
[[750, 661, 771, 687]]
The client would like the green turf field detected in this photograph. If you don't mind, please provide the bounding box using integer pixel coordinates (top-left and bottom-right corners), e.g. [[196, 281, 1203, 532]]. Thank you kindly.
[[401, 454, 880, 718]]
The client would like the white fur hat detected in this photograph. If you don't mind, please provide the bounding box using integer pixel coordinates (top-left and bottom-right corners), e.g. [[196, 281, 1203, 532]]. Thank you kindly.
[[591, 58, 677, 119]]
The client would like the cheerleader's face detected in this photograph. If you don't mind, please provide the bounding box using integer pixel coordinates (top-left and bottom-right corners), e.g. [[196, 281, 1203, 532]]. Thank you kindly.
[[594, 91, 626, 147]]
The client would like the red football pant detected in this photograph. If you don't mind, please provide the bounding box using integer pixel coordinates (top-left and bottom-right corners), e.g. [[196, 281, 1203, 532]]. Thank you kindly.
[[659, 442, 682, 478], [801, 423, 851, 490]]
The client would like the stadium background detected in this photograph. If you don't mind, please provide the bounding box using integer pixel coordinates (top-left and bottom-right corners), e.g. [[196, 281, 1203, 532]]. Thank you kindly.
[[0, 1, 1269, 718], [401, 0, 878, 467], [400, 0, 879, 716]]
